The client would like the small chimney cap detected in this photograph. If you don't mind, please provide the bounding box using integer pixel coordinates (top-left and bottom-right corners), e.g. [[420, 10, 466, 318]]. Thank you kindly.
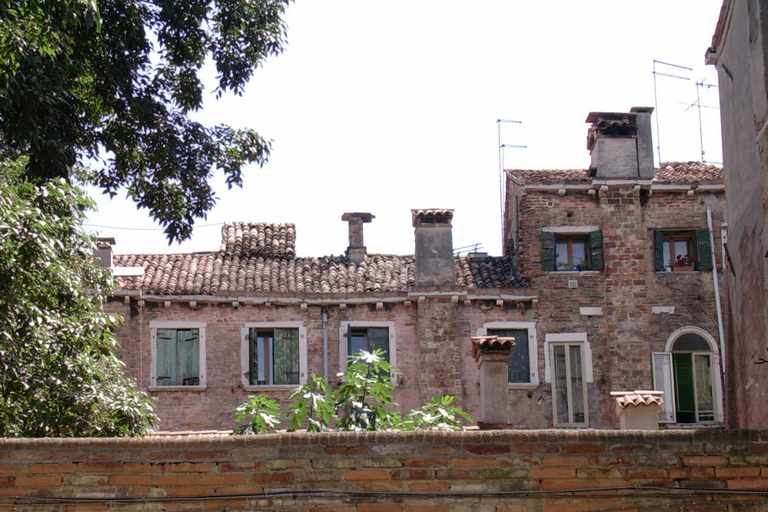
[[96, 237, 116, 248], [630, 106, 654, 114], [411, 208, 454, 227], [341, 212, 375, 222]]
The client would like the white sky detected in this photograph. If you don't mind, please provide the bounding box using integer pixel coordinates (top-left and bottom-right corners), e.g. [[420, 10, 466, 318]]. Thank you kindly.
[[87, 1, 725, 258]]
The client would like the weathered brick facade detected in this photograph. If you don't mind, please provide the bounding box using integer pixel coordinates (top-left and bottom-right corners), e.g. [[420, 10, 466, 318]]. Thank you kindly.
[[109, 110, 727, 432]]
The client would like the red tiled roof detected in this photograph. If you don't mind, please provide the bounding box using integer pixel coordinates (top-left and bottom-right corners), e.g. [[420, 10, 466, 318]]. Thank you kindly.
[[114, 224, 527, 295], [507, 161, 723, 185]]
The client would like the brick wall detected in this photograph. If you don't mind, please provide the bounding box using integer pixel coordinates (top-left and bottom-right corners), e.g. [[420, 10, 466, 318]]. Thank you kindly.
[[2, 430, 768, 511]]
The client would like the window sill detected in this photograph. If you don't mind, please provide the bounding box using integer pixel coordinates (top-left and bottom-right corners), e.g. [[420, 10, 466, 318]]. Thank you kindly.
[[661, 422, 724, 429], [243, 385, 297, 392], [508, 383, 539, 390], [149, 385, 206, 392], [549, 270, 600, 276]]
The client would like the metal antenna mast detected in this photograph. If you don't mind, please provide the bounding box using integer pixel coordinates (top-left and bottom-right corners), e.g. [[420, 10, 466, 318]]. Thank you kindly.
[[497, 119, 526, 247], [681, 80, 720, 164], [653, 59, 692, 164]]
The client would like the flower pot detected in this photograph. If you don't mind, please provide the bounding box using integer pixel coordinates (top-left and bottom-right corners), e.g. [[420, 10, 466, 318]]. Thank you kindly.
[[672, 264, 694, 272]]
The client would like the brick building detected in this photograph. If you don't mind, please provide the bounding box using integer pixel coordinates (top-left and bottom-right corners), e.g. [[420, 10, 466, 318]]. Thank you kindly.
[[706, 0, 768, 429], [107, 108, 727, 432]]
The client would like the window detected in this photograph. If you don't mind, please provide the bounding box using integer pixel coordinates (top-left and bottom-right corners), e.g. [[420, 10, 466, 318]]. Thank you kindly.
[[150, 322, 206, 388], [654, 229, 713, 271], [478, 322, 539, 388], [339, 321, 397, 383], [240, 322, 307, 388], [653, 327, 723, 424], [542, 228, 604, 271], [544, 333, 593, 427]]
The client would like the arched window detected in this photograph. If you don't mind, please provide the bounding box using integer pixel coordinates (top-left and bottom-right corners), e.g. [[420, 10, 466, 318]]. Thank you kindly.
[[653, 327, 722, 424]]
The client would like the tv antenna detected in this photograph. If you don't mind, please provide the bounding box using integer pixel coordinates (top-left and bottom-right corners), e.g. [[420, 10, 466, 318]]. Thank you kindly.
[[681, 80, 721, 164], [652, 59, 692, 164], [497, 119, 526, 247]]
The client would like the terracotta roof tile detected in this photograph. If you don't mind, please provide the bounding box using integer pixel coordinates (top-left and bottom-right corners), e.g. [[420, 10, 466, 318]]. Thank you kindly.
[[113, 223, 528, 295], [507, 161, 723, 185], [610, 390, 664, 409]]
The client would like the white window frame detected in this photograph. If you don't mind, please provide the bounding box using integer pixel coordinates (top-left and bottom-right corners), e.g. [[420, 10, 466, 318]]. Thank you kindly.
[[652, 326, 723, 424], [149, 321, 207, 391], [339, 321, 397, 385], [240, 322, 307, 390], [544, 333, 593, 427], [476, 322, 539, 389]]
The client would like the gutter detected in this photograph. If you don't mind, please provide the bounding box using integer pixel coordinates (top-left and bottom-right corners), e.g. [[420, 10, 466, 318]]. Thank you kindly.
[[707, 206, 727, 374]]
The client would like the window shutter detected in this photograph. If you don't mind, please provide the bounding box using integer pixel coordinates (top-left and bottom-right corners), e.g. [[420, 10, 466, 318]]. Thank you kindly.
[[248, 329, 258, 385], [673, 353, 696, 422], [694, 229, 713, 271], [589, 230, 604, 270], [368, 327, 390, 363], [156, 329, 177, 386], [509, 329, 530, 383], [177, 329, 199, 386], [654, 230, 665, 271], [652, 352, 675, 423], [541, 231, 556, 271]]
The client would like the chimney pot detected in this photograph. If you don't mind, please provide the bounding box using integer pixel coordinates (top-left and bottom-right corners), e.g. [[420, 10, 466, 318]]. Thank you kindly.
[[342, 212, 374, 264], [585, 107, 655, 180], [94, 237, 116, 268]]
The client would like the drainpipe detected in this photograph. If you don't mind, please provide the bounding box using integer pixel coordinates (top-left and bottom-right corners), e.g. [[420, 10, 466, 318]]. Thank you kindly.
[[321, 307, 329, 382], [707, 206, 726, 374]]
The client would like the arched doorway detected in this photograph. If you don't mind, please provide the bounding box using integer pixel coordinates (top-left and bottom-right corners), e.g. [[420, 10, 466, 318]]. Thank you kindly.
[[653, 327, 723, 424]]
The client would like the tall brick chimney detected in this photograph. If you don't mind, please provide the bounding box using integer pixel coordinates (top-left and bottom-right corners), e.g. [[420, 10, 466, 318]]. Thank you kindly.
[[586, 106, 655, 179], [342, 212, 374, 264], [412, 209, 455, 287]]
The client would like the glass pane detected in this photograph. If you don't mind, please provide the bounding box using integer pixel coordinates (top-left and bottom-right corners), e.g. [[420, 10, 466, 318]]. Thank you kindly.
[[249, 329, 259, 385], [488, 329, 530, 383], [673, 333, 710, 351], [663, 241, 671, 268], [694, 354, 715, 422], [368, 327, 390, 362], [256, 332, 271, 384], [556, 240, 569, 267], [349, 330, 367, 357], [673, 353, 696, 423], [675, 240, 690, 261], [569, 345, 585, 424], [273, 328, 299, 385], [553, 345, 569, 425], [572, 240, 587, 267], [653, 353, 675, 422]]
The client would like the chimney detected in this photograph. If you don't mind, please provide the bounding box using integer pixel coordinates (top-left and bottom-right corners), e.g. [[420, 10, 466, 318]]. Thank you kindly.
[[472, 336, 515, 428], [412, 209, 455, 287], [93, 237, 116, 268], [586, 106, 655, 179], [342, 212, 374, 264]]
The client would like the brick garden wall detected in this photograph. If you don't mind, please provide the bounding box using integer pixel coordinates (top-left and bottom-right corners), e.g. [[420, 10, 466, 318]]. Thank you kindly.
[[2, 430, 768, 512]]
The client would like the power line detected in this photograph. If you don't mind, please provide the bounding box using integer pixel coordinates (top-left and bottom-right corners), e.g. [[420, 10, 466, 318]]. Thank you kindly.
[[83, 222, 224, 231]]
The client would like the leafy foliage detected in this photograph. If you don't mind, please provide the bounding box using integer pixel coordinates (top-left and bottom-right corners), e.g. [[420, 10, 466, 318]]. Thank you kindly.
[[0, 0, 292, 242], [334, 350, 400, 431], [401, 395, 473, 431], [0, 160, 157, 436], [286, 375, 334, 432], [234, 350, 473, 434], [233, 394, 280, 435]]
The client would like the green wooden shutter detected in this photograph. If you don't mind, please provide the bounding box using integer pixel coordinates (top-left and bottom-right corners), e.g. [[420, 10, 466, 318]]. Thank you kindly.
[[249, 329, 259, 385], [541, 231, 556, 271], [694, 229, 713, 271], [273, 328, 299, 385], [368, 327, 390, 362], [177, 329, 199, 386], [589, 230, 604, 270], [156, 329, 177, 386], [654, 230, 665, 271]]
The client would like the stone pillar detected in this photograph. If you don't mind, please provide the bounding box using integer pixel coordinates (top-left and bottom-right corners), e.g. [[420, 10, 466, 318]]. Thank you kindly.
[[610, 390, 664, 430], [471, 336, 515, 429]]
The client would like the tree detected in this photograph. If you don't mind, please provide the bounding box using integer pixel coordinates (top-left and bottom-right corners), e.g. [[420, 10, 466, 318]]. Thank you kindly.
[[0, 160, 157, 436], [0, 0, 292, 242]]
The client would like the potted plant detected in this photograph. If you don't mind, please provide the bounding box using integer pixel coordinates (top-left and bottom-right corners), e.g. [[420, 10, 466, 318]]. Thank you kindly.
[[673, 254, 696, 271]]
